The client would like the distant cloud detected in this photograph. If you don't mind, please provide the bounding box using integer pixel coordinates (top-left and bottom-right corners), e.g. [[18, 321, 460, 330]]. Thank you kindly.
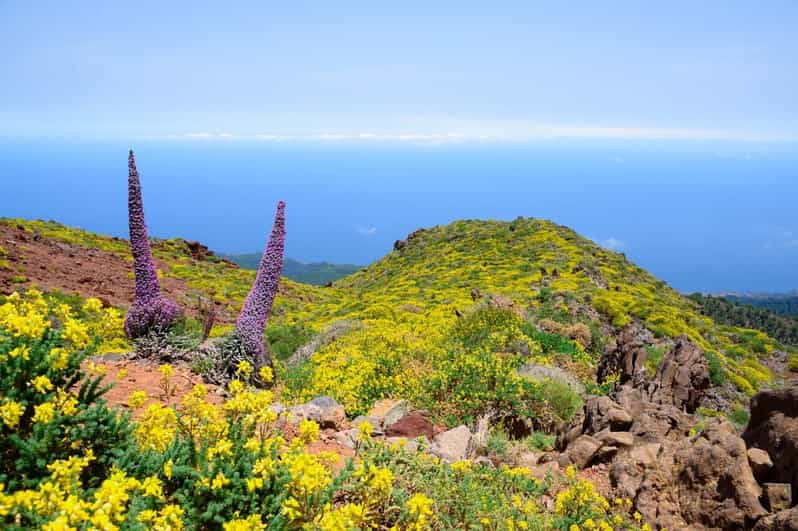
[[356, 225, 377, 236], [600, 237, 626, 251], [146, 123, 797, 144], [184, 132, 233, 139]]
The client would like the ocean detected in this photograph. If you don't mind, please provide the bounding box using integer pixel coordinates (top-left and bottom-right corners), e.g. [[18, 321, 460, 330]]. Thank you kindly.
[[1, 138, 796, 293]]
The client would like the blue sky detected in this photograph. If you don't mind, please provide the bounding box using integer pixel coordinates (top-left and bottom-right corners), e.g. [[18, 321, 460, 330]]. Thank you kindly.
[[1, 1, 797, 140]]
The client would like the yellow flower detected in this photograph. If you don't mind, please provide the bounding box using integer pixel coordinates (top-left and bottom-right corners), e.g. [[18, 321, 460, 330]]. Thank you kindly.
[[207, 438, 234, 460], [246, 477, 263, 492], [357, 420, 373, 441], [116, 368, 128, 380], [407, 493, 434, 517], [236, 360, 253, 378], [142, 476, 164, 499], [31, 375, 54, 393], [298, 419, 320, 444], [49, 348, 70, 371], [53, 388, 78, 416], [451, 460, 472, 473], [163, 459, 173, 480], [128, 390, 147, 409], [211, 472, 230, 490], [33, 402, 56, 424], [9, 345, 30, 360], [0, 401, 24, 428], [159, 364, 174, 377], [228, 379, 245, 396], [281, 497, 302, 520], [62, 318, 90, 348], [565, 464, 577, 480], [83, 298, 104, 313], [224, 514, 266, 531], [259, 365, 273, 383], [253, 456, 275, 479]]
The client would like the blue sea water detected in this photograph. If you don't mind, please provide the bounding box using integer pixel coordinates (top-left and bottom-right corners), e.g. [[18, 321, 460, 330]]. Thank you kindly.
[[0, 138, 796, 293]]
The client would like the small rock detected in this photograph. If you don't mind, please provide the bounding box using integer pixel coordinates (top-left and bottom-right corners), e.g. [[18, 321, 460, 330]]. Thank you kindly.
[[385, 412, 435, 440], [597, 431, 634, 447], [332, 429, 359, 449], [368, 399, 409, 428], [269, 402, 286, 416], [762, 483, 792, 512], [594, 445, 618, 463], [290, 396, 346, 430], [516, 451, 540, 468], [608, 407, 633, 430], [748, 448, 774, 480], [625, 442, 661, 467], [566, 435, 602, 469], [430, 425, 472, 463]]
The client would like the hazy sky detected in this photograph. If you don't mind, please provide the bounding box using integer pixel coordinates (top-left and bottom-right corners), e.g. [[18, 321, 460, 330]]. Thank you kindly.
[[2, 1, 797, 141], [1, 2, 796, 293]]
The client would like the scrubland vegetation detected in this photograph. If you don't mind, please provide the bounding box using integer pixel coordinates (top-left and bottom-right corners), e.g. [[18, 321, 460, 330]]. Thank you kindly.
[[1, 212, 795, 529]]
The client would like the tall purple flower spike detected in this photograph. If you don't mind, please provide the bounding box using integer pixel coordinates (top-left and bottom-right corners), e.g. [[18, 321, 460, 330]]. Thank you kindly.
[[124, 150, 180, 338], [235, 200, 285, 368]]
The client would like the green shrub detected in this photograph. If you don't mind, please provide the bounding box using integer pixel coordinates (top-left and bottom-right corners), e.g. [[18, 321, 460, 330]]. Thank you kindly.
[[0, 313, 133, 492], [525, 431, 556, 452], [644, 345, 665, 378], [539, 378, 583, 423], [422, 348, 544, 427], [485, 427, 511, 458], [728, 407, 751, 429], [361, 439, 547, 529], [266, 321, 314, 360], [451, 305, 526, 351], [705, 352, 726, 385]]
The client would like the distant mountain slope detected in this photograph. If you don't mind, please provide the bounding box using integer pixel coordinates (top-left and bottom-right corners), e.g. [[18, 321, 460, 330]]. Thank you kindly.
[[690, 293, 798, 346], [222, 254, 360, 285], [724, 292, 798, 317]]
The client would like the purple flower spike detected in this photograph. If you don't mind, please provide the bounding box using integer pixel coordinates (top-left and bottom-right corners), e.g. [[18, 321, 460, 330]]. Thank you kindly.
[[124, 150, 180, 338], [235, 201, 286, 367]]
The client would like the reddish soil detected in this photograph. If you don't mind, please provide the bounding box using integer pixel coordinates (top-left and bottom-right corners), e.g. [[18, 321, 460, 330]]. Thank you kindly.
[[579, 463, 612, 497], [0, 223, 194, 315], [86, 356, 355, 469], [87, 357, 224, 416]]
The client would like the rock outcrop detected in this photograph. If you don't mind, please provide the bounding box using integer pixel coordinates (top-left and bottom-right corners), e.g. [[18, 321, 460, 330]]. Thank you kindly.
[[598, 322, 653, 385], [646, 336, 710, 413], [753, 506, 798, 531], [743, 383, 798, 499], [611, 419, 766, 530], [559, 330, 764, 529]]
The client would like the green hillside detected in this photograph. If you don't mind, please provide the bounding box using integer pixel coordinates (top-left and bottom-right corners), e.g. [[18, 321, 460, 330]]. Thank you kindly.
[[222, 254, 361, 285], [3, 216, 793, 423], [725, 292, 798, 317]]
